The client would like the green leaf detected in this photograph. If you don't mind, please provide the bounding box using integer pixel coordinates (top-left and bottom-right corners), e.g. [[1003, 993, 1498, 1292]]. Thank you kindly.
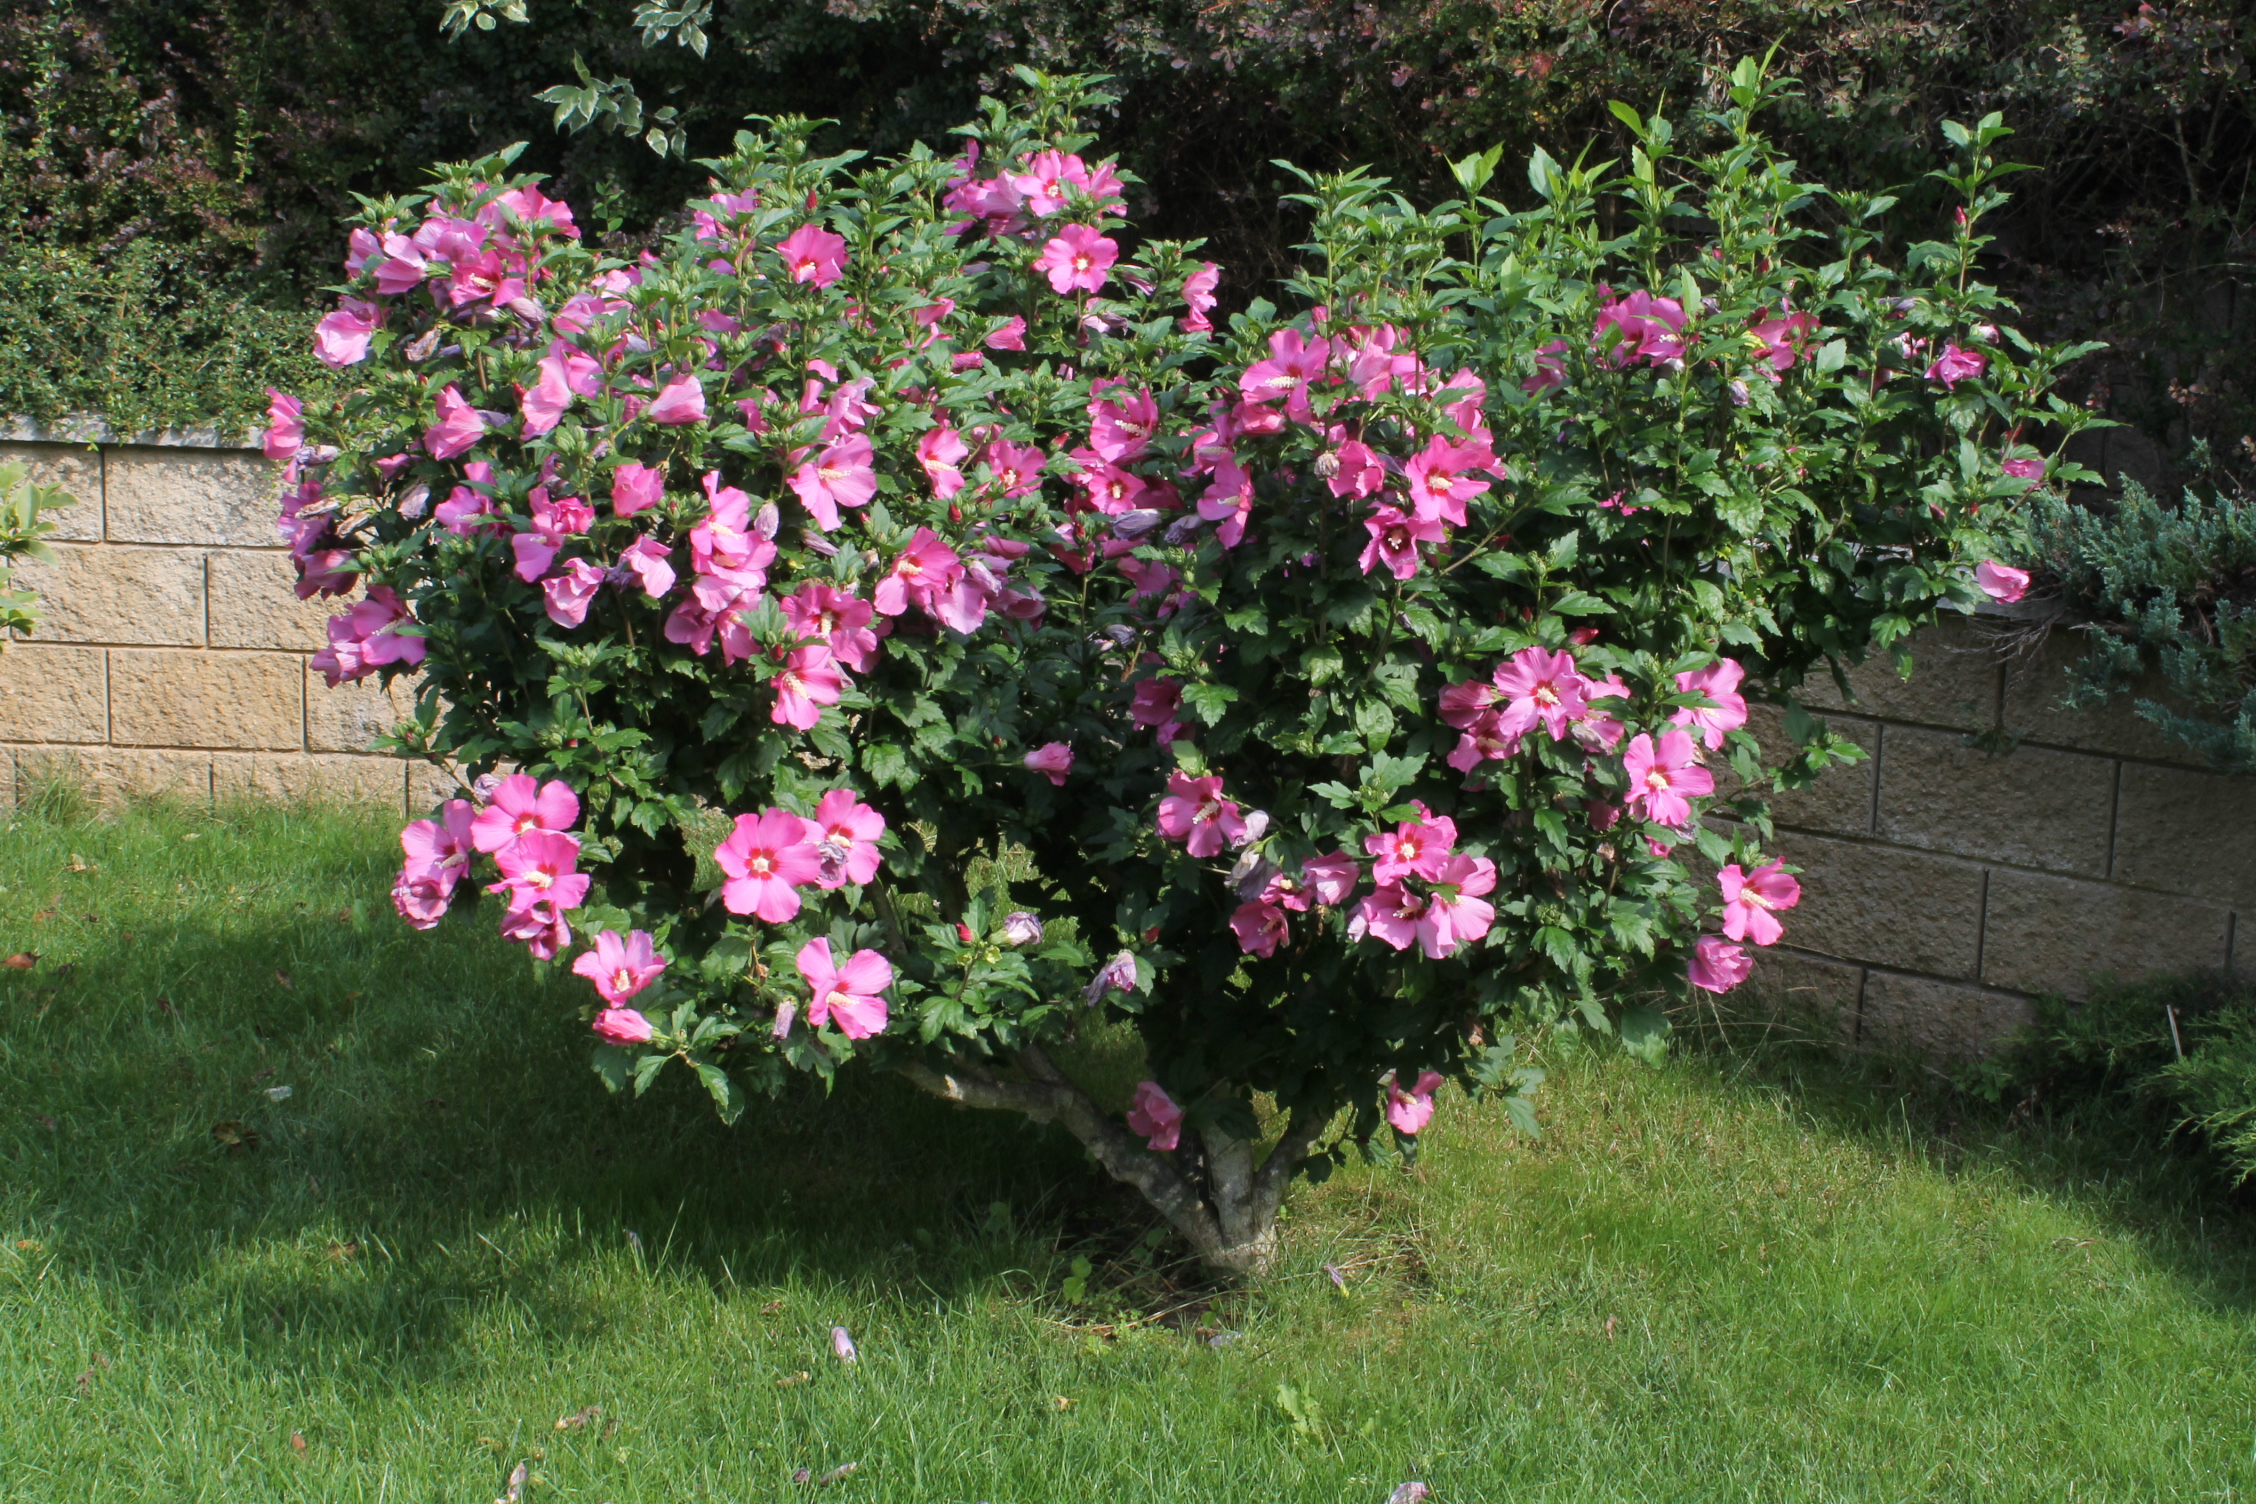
[[1182, 682, 1239, 725], [1618, 1004, 1670, 1066], [694, 1059, 746, 1124], [631, 1050, 669, 1096], [862, 741, 912, 789]]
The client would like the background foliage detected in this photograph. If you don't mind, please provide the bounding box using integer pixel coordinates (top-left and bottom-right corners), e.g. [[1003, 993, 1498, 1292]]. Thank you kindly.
[[1, 1, 2250, 458]]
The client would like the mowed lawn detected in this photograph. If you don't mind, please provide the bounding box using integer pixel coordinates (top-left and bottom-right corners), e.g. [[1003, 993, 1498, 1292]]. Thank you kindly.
[[1, 795, 2252, 1503]]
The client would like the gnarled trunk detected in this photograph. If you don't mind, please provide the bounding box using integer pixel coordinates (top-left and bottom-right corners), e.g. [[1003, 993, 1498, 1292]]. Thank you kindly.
[[896, 1045, 1327, 1276]]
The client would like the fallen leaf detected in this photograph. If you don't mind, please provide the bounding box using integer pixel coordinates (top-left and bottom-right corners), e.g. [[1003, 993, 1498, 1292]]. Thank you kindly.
[[775, 1371, 811, 1389], [155, 997, 178, 1018], [324, 1240, 359, 1263], [495, 1460, 529, 1504], [815, 1463, 858, 1485], [1604, 1314, 1617, 1341], [1323, 1261, 1348, 1294], [791, 1469, 812, 1485], [554, 1404, 602, 1431], [30, 909, 56, 923], [14, 1239, 41, 1252], [274, 970, 294, 991], [291, 1431, 308, 1454], [1051, 1395, 1073, 1412], [32, 1114, 56, 1131], [65, 854, 93, 872], [335, 908, 354, 925], [3, 953, 35, 970], [760, 1298, 786, 1316], [210, 1120, 260, 1152], [1387, 1484, 1431, 1504]]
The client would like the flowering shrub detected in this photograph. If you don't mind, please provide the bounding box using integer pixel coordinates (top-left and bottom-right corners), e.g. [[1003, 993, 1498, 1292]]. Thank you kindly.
[[273, 65, 2094, 1271]]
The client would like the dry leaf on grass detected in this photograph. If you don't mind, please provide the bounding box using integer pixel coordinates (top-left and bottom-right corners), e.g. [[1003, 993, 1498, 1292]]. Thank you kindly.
[[3, 953, 36, 970]]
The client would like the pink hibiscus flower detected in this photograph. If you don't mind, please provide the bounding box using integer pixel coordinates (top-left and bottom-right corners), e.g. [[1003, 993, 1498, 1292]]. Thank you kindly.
[[646, 374, 709, 426], [313, 298, 382, 369], [1179, 261, 1220, 333], [1024, 742, 1074, 786], [786, 434, 878, 531], [771, 645, 845, 730], [1494, 646, 1592, 743], [1155, 770, 1246, 858], [1671, 658, 1749, 750], [470, 774, 580, 853], [1239, 327, 1330, 421], [611, 461, 666, 517], [488, 830, 591, 914], [1126, 1081, 1183, 1152], [776, 224, 849, 287], [1360, 505, 1447, 580], [781, 581, 880, 673], [1925, 343, 1988, 389], [715, 809, 824, 922], [1301, 850, 1361, 907], [1032, 224, 1117, 295], [796, 937, 893, 1039], [1622, 729, 1714, 828], [1719, 860, 1800, 947], [1365, 809, 1457, 883], [1350, 883, 1426, 950], [1976, 561, 2030, 603], [572, 929, 668, 1004], [1416, 853, 1497, 959], [1384, 1070, 1446, 1135], [1229, 899, 1289, 958], [618, 536, 677, 599], [1402, 437, 1494, 526], [425, 384, 490, 460], [1688, 934, 1753, 994], [591, 1007, 655, 1045], [872, 528, 965, 619], [808, 787, 886, 888], [542, 558, 608, 628], [917, 425, 970, 499]]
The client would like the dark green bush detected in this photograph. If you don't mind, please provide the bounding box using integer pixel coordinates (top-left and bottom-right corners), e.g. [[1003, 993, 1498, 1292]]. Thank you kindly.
[[1973, 971, 2256, 1186], [2014, 479, 2256, 771]]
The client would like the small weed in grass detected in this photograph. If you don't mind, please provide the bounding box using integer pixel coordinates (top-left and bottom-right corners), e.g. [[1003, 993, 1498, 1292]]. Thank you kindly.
[[1, 799, 2253, 1501]]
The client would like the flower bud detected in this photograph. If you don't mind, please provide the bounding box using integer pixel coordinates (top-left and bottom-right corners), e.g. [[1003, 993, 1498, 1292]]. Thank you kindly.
[[404, 327, 443, 363], [752, 501, 781, 539], [398, 482, 431, 520], [1001, 911, 1044, 947], [1163, 515, 1207, 548], [1112, 508, 1165, 541], [1728, 380, 1751, 407], [1312, 450, 1341, 479]]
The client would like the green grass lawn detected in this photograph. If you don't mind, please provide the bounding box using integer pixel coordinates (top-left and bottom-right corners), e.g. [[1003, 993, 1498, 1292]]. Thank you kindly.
[[2, 794, 2252, 1502]]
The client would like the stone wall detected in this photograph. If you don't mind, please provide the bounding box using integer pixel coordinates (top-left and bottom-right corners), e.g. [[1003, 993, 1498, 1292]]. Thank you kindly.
[[2, 430, 2244, 1056], [1749, 613, 2251, 1059], [0, 423, 426, 812]]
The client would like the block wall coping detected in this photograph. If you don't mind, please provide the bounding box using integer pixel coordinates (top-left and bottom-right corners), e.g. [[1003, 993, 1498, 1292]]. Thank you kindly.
[[1, 416, 258, 452]]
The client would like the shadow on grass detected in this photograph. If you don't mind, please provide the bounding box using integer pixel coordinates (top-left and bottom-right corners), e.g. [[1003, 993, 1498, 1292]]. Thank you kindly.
[[1674, 1001, 2256, 1316], [0, 803, 1146, 1389]]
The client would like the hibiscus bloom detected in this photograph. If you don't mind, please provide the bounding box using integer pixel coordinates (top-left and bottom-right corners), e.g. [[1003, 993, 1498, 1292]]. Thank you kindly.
[[715, 809, 824, 922], [1402, 437, 1494, 526], [572, 929, 668, 1004], [1239, 328, 1330, 421], [1976, 561, 2030, 603], [808, 787, 886, 888], [1300, 851, 1361, 907], [488, 830, 591, 914], [795, 937, 894, 1039], [872, 527, 965, 619], [776, 224, 849, 287], [471, 774, 580, 853], [771, 645, 844, 730], [610, 461, 665, 517], [542, 558, 608, 628], [1229, 899, 1289, 958], [425, 384, 489, 460], [1493, 646, 1591, 742], [1384, 1070, 1446, 1135], [1032, 223, 1117, 294], [1688, 934, 1754, 994], [591, 1007, 655, 1045], [1179, 262, 1220, 333], [787, 434, 878, 531], [1925, 343, 1988, 389], [646, 374, 709, 426], [1365, 809, 1457, 883], [313, 299, 382, 368], [1416, 853, 1497, 958], [1155, 770, 1246, 858], [1719, 860, 1800, 947], [263, 389, 304, 463], [781, 581, 880, 673], [1622, 729, 1714, 828], [917, 425, 970, 499], [1350, 883, 1426, 950], [617, 537, 677, 599], [1360, 505, 1447, 580], [1126, 1081, 1183, 1151], [1024, 742, 1074, 786], [1672, 659, 1749, 750]]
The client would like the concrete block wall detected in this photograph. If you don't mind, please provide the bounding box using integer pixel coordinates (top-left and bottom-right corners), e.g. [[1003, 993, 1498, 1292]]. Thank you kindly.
[[1747, 612, 2250, 1059], [0, 424, 425, 812]]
